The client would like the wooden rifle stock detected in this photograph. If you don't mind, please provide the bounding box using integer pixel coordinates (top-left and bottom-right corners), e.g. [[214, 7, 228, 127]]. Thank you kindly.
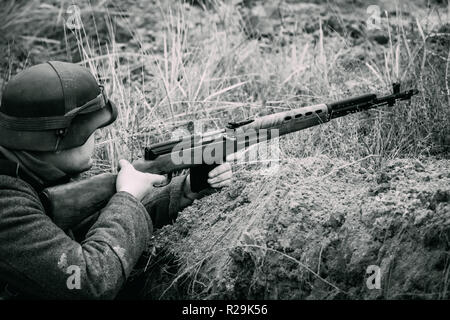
[[41, 173, 116, 230]]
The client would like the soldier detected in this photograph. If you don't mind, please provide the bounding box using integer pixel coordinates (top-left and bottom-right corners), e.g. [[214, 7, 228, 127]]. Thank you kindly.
[[0, 61, 233, 299]]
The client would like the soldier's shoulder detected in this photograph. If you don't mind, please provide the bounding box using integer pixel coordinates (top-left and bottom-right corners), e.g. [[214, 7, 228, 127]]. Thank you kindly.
[[0, 174, 40, 199]]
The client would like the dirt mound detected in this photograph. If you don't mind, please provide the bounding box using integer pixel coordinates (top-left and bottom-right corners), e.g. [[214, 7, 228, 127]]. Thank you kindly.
[[135, 156, 450, 299]]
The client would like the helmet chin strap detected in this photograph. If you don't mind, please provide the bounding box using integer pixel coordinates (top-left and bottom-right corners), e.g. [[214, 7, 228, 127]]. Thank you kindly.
[[54, 128, 69, 152]]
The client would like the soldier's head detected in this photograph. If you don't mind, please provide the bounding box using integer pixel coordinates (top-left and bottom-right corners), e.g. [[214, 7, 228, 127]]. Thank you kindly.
[[0, 61, 117, 174]]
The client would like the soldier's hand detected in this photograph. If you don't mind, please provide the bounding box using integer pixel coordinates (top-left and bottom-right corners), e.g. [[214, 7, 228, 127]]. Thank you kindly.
[[116, 159, 166, 201], [185, 153, 238, 199], [207, 162, 233, 188], [205, 152, 241, 189]]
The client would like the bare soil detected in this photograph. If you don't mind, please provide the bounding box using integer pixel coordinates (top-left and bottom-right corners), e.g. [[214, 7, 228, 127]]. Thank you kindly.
[[135, 156, 450, 299]]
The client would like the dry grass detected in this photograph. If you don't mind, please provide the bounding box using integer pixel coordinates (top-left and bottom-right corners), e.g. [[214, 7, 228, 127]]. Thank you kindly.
[[1, 0, 449, 172]]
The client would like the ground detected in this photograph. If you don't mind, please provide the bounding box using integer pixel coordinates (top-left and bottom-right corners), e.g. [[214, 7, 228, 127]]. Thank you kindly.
[[1, 0, 449, 299], [131, 156, 450, 299]]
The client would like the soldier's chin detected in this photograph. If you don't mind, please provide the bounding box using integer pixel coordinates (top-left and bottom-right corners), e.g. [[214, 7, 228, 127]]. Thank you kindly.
[[80, 158, 94, 172], [66, 158, 93, 176]]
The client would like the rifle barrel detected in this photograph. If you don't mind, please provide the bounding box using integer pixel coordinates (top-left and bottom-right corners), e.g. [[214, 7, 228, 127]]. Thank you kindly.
[[328, 89, 418, 120]]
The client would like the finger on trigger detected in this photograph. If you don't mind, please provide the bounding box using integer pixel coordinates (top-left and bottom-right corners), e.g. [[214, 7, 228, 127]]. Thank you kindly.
[[149, 174, 167, 186]]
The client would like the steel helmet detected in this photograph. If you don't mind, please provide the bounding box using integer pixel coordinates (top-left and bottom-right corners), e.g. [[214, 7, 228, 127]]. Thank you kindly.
[[0, 61, 118, 152]]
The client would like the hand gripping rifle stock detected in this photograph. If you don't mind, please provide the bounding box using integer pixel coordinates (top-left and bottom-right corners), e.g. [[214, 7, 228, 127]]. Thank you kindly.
[[42, 83, 418, 230]]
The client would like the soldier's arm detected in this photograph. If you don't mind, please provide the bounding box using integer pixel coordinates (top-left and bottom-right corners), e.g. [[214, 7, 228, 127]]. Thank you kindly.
[[0, 175, 152, 299]]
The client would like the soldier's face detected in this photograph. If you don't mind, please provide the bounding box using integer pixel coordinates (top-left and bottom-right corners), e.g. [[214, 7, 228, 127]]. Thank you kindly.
[[64, 133, 96, 174], [35, 133, 96, 175]]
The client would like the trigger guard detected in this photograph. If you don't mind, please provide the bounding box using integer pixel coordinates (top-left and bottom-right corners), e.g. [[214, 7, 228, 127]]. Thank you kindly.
[[153, 172, 172, 188]]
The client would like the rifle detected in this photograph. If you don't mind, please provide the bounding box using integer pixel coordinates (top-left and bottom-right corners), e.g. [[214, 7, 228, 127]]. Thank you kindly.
[[41, 83, 418, 230]]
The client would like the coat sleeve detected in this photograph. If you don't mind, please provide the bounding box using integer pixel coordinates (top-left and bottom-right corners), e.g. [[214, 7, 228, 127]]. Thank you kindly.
[[0, 175, 153, 299]]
